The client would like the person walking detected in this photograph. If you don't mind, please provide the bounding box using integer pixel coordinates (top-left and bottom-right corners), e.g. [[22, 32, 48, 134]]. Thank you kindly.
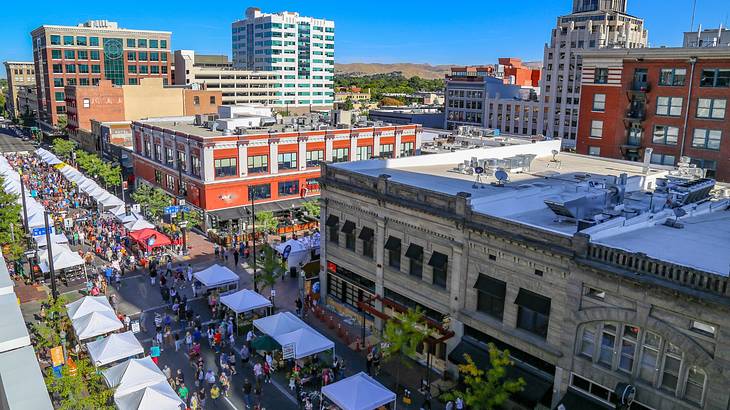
[[178, 383, 189, 406], [242, 378, 253, 409], [174, 333, 182, 352], [233, 249, 239, 267], [185, 331, 193, 352]]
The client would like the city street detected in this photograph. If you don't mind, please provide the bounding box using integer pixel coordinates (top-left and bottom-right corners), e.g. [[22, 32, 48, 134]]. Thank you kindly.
[[0, 127, 36, 153]]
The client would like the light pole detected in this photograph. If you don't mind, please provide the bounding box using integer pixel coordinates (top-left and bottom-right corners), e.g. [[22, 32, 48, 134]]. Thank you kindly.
[[250, 189, 258, 293], [19, 171, 29, 235], [43, 211, 58, 300], [177, 161, 188, 256]]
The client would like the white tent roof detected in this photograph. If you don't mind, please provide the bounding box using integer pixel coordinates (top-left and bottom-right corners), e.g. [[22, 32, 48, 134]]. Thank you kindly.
[[86, 331, 144, 367], [78, 179, 100, 193], [26, 211, 46, 229], [193, 264, 239, 288], [103, 356, 167, 395], [34, 233, 69, 248], [39, 247, 85, 272], [275, 238, 308, 254], [322, 372, 396, 410], [220, 289, 272, 314], [125, 219, 155, 232], [114, 380, 184, 410], [66, 296, 115, 320], [253, 311, 304, 337], [118, 212, 142, 224], [100, 194, 124, 207], [274, 327, 334, 359], [110, 205, 127, 217], [72, 310, 123, 340]]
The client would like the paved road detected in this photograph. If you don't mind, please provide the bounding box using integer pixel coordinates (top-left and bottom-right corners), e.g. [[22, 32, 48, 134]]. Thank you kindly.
[[0, 127, 37, 153]]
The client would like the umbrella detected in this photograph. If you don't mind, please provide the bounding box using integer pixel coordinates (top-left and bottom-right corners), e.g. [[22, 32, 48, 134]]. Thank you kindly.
[[251, 335, 281, 352]]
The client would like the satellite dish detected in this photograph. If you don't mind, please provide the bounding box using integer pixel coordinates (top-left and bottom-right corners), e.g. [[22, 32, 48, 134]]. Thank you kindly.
[[474, 166, 484, 174], [495, 169, 509, 183], [673, 208, 687, 218]]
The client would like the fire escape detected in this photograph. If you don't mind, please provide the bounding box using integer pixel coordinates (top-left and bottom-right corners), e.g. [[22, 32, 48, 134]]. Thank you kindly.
[[622, 69, 649, 162]]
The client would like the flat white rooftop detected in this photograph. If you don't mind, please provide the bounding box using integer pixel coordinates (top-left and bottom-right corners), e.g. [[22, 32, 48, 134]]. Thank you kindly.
[[332, 141, 730, 276]]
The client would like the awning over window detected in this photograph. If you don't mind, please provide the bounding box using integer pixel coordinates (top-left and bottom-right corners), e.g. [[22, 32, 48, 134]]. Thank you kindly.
[[474, 274, 505, 298], [384, 236, 401, 251], [341, 220, 356, 233], [405, 244, 423, 259], [358, 227, 374, 240], [427, 252, 448, 268], [514, 288, 551, 315], [325, 215, 339, 226]]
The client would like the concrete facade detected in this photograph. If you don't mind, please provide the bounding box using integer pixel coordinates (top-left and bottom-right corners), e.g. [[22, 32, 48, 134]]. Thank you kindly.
[[3, 62, 36, 120]]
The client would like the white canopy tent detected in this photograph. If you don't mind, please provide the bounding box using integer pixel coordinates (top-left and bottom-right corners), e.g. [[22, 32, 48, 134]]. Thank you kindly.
[[193, 264, 239, 293], [38, 246, 85, 272], [125, 218, 156, 232], [66, 296, 115, 320], [103, 356, 167, 395], [118, 212, 143, 224], [321, 372, 396, 410], [220, 289, 272, 314], [114, 380, 185, 410], [34, 233, 69, 248], [86, 331, 144, 367], [275, 238, 312, 270], [253, 311, 334, 359], [71, 310, 123, 340], [100, 194, 124, 208]]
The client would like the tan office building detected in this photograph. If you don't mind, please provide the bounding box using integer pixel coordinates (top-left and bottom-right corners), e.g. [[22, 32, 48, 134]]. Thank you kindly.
[[3, 61, 36, 119]]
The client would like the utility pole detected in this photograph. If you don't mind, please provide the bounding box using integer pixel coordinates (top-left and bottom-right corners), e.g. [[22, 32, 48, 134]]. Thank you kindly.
[[44, 211, 58, 300], [250, 189, 258, 293]]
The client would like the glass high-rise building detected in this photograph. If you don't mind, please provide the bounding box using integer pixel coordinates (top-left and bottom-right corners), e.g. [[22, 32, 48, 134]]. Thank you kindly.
[[31, 20, 172, 132], [232, 7, 335, 112]]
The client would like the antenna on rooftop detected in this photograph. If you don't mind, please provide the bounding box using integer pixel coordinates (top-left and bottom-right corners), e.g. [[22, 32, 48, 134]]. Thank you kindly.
[[494, 169, 509, 187], [472, 166, 486, 189], [548, 149, 562, 169]]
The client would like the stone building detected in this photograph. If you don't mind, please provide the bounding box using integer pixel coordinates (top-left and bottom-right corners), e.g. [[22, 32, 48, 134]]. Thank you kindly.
[[319, 140, 730, 409]]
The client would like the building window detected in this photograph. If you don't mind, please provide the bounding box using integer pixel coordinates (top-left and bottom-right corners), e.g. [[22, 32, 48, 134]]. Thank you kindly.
[[306, 150, 324, 167], [380, 144, 394, 158], [652, 125, 679, 145], [356, 146, 372, 161], [696, 98, 726, 119], [128, 65, 137, 74], [650, 153, 676, 166], [580, 324, 596, 357], [661, 343, 682, 392], [210, 96, 216, 104], [90, 37, 99, 47], [474, 274, 505, 320], [150, 39, 158, 48], [690, 320, 716, 337], [244, 184, 269, 202], [400, 142, 415, 156], [138, 39, 147, 48], [164, 147, 174, 167], [127, 38, 136, 48], [176, 151, 187, 172], [91, 65, 101, 74], [54, 92, 64, 102], [515, 289, 550, 338], [590, 120, 603, 138], [594, 68, 609, 84], [63, 35, 74, 45], [405, 244, 423, 278], [341, 220, 356, 251], [691, 129, 721, 150], [657, 96, 683, 116], [331, 148, 349, 163], [161, 40, 167, 49], [429, 252, 448, 288], [247, 155, 268, 173], [154, 144, 162, 162], [384, 236, 401, 270], [53, 78, 64, 87], [154, 170, 163, 184], [65, 64, 76, 73], [82, 98, 90, 108], [52, 64, 62, 74], [50, 35, 60, 45], [659, 68, 687, 86], [359, 227, 374, 259], [588, 146, 601, 156], [51, 49, 61, 59], [214, 158, 237, 177], [191, 154, 200, 176], [325, 215, 339, 244], [592, 94, 606, 112], [277, 152, 297, 170], [91, 50, 100, 60], [277, 180, 299, 197], [144, 140, 151, 157], [619, 325, 639, 373], [598, 323, 617, 367], [700, 69, 730, 87], [685, 367, 706, 406], [193, 96, 200, 105], [165, 174, 175, 190]]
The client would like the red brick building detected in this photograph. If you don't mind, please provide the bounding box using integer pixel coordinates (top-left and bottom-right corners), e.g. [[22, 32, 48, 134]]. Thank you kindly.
[[131, 117, 421, 228], [577, 47, 730, 181]]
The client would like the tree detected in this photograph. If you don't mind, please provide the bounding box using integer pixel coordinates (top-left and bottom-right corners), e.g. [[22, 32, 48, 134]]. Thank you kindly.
[[442, 344, 525, 410], [131, 184, 172, 221], [342, 96, 355, 111], [381, 307, 428, 394], [0, 176, 25, 261], [301, 200, 320, 218], [52, 139, 76, 161], [56, 115, 68, 132], [29, 295, 70, 351], [255, 244, 285, 294], [380, 97, 405, 107], [254, 211, 278, 235], [99, 164, 121, 189], [182, 208, 203, 229], [45, 357, 114, 410]]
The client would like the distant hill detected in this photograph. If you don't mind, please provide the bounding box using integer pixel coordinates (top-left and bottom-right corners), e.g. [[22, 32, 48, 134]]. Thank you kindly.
[[335, 63, 454, 80]]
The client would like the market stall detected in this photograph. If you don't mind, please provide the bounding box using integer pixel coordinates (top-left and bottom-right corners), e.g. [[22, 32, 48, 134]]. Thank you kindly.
[[34, 233, 69, 249], [71, 310, 124, 340], [275, 238, 313, 271], [66, 296, 114, 320], [321, 372, 396, 410], [193, 264, 239, 295], [253, 311, 334, 359], [128, 228, 172, 254], [125, 218, 156, 232], [114, 380, 185, 410], [86, 331, 144, 367], [220, 289, 272, 334], [103, 356, 167, 395]]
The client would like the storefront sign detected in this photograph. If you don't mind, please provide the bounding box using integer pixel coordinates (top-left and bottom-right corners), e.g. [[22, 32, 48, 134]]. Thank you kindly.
[[282, 342, 296, 360], [50, 346, 64, 367], [130, 320, 140, 333]]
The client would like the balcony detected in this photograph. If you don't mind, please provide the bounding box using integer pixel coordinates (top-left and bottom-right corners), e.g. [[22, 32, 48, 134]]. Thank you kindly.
[[629, 81, 650, 93], [624, 109, 645, 122]]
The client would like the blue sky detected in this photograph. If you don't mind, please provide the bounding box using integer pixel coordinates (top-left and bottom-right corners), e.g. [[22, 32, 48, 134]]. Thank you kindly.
[[1, 0, 729, 75]]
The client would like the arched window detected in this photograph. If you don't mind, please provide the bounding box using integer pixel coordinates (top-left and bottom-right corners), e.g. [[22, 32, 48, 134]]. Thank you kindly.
[[684, 366, 706, 405]]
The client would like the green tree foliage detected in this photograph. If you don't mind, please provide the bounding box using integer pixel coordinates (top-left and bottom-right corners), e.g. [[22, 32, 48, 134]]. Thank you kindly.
[[379, 97, 405, 107], [182, 208, 203, 229], [131, 184, 172, 221], [255, 244, 285, 293], [301, 200, 320, 218], [51, 139, 76, 161], [342, 96, 355, 110], [29, 295, 70, 351], [45, 357, 114, 410], [335, 73, 444, 102], [56, 115, 68, 132], [381, 307, 428, 391], [442, 344, 525, 409], [255, 211, 278, 235], [0, 176, 25, 261], [72, 149, 122, 188]]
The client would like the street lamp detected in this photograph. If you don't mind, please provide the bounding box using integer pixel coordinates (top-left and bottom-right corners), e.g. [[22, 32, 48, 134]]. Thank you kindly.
[[248, 187, 260, 293], [18, 171, 29, 235], [177, 159, 188, 256], [43, 211, 58, 301]]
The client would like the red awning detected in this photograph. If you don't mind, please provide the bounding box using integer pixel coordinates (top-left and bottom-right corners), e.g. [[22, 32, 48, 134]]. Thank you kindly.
[[128, 228, 172, 251]]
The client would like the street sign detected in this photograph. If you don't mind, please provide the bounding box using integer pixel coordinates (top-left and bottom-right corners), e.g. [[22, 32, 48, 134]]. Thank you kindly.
[[164, 206, 180, 215], [32, 227, 52, 237], [282, 342, 295, 360], [64, 218, 73, 229], [178, 199, 186, 206], [50, 346, 64, 367], [178, 221, 188, 228], [130, 321, 140, 333], [131, 204, 141, 213]]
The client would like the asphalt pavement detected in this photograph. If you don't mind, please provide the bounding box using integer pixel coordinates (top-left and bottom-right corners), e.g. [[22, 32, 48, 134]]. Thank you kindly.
[[0, 126, 37, 153]]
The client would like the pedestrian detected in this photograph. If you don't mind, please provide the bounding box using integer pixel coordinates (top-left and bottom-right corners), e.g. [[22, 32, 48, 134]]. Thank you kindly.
[[455, 396, 464, 410], [163, 365, 172, 384], [233, 249, 239, 267], [242, 378, 253, 409], [228, 350, 237, 375], [366, 350, 373, 375], [209, 383, 221, 401], [253, 382, 262, 407], [178, 383, 189, 405], [214, 243, 220, 258], [253, 361, 263, 385], [185, 331, 193, 352], [114, 270, 121, 289], [155, 331, 164, 351], [240, 344, 250, 367], [139, 310, 148, 333], [186, 264, 193, 282], [295, 297, 303, 316], [190, 391, 200, 410], [205, 369, 216, 386], [207, 326, 215, 348], [219, 372, 230, 397], [174, 332, 182, 352], [150, 267, 157, 285], [123, 314, 131, 331], [263, 360, 271, 384]]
